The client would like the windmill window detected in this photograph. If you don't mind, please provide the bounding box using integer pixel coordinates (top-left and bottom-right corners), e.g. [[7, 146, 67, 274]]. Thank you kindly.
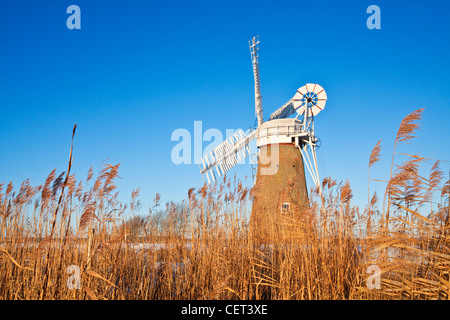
[[281, 202, 290, 214]]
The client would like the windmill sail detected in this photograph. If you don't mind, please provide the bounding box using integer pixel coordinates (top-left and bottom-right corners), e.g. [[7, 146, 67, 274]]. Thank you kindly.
[[269, 98, 295, 120], [249, 36, 263, 127], [199, 130, 257, 183]]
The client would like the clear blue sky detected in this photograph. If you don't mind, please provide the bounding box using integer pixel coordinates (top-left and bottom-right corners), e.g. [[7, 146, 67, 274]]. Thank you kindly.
[[1, 0, 449, 214]]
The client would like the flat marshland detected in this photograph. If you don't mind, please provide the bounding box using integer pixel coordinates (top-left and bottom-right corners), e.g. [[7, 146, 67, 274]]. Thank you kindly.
[[0, 109, 449, 300]]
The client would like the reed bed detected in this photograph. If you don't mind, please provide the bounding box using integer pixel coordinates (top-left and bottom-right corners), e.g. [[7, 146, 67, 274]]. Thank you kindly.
[[0, 109, 448, 300]]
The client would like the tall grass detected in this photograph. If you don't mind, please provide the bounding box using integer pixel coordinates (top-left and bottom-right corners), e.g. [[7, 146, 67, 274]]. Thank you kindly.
[[0, 110, 448, 300]]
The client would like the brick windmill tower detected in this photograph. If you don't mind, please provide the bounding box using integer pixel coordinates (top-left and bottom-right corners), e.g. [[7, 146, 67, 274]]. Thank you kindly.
[[198, 36, 327, 241]]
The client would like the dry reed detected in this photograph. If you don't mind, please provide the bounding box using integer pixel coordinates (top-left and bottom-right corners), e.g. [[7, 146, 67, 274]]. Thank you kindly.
[[0, 110, 448, 300]]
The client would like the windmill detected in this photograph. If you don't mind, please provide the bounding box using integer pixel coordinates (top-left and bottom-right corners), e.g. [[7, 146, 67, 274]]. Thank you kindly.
[[198, 36, 327, 240]]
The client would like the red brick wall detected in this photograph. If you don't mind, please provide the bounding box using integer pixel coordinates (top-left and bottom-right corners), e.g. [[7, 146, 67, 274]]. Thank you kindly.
[[250, 143, 309, 243]]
